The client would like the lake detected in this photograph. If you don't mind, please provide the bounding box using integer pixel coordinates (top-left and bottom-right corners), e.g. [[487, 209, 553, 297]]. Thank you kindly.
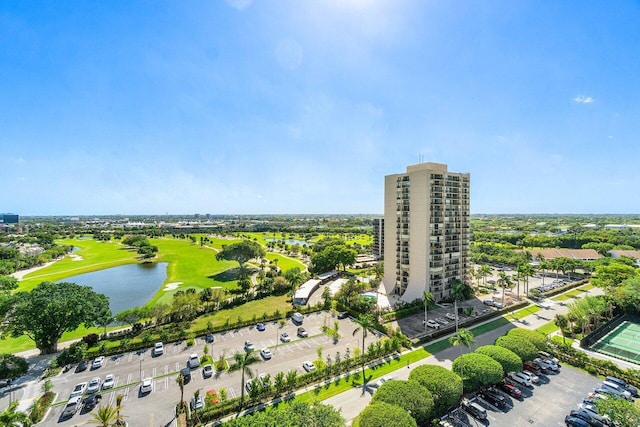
[[57, 262, 167, 314]]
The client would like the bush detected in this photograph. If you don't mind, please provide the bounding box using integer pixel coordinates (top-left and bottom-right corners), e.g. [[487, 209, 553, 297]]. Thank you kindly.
[[495, 335, 538, 361], [55, 341, 88, 366], [82, 333, 100, 346], [475, 345, 523, 374], [186, 338, 195, 347], [507, 328, 547, 350], [358, 402, 417, 427], [0, 354, 29, 380], [452, 353, 504, 393], [371, 380, 434, 426], [408, 365, 462, 416], [29, 391, 55, 423]]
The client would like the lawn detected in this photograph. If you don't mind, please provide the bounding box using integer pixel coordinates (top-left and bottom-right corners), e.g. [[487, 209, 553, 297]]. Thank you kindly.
[[188, 296, 291, 332], [536, 322, 559, 336], [505, 305, 542, 321], [265, 253, 307, 272], [17, 238, 140, 292]]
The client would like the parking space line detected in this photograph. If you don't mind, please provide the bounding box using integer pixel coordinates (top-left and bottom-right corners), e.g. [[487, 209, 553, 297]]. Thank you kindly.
[[127, 353, 133, 363], [123, 386, 130, 401], [164, 376, 169, 390], [152, 367, 157, 377], [175, 362, 180, 371], [229, 387, 236, 398], [126, 373, 132, 385]]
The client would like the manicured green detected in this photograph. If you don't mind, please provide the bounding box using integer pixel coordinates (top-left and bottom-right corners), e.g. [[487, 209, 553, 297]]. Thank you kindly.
[[188, 296, 291, 332], [536, 322, 559, 336], [506, 305, 541, 320]]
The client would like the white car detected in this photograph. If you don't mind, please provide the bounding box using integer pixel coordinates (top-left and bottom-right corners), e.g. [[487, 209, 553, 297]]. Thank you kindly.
[[102, 374, 115, 390], [259, 373, 269, 387], [245, 380, 253, 392], [202, 364, 214, 378], [445, 313, 457, 321], [371, 376, 393, 388], [426, 320, 440, 329], [91, 356, 105, 370], [245, 341, 255, 351], [153, 342, 164, 356], [280, 332, 291, 342], [534, 357, 559, 372], [187, 353, 200, 369], [520, 370, 539, 384], [303, 361, 316, 372], [69, 382, 88, 399], [508, 371, 532, 387], [140, 377, 153, 394], [86, 377, 101, 394], [260, 348, 272, 360]]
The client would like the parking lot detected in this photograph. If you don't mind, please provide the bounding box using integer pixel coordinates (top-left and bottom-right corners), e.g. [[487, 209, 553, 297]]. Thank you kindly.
[[444, 366, 601, 427], [41, 311, 383, 426]]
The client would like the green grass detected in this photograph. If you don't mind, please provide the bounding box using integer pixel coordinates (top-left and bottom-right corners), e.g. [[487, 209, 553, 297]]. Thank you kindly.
[[469, 317, 511, 335], [505, 305, 542, 320], [265, 253, 307, 272], [188, 296, 291, 332], [578, 283, 595, 291], [536, 322, 560, 336]]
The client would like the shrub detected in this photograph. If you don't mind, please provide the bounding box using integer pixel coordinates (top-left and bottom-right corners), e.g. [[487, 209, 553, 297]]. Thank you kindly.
[[371, 380, 434, 426], [475, 345, 523, 374], [507, 328, 547, 350], [358, 402, 417, 427], [82, 333, 100, 346], [408, 365, 462, 416], [186, 338, 195, 347], [0, 354, 29, 380], [452, 353, 504, 393], [495, 335, 538, 361]]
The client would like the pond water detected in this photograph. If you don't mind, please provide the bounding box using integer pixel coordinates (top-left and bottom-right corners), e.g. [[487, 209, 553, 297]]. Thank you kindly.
[[57, 262, 167, 314], [265, 238, 309, 247]]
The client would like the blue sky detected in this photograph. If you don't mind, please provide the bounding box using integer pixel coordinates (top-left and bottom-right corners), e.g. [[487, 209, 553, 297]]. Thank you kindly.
[[2, 1, 639, 215]]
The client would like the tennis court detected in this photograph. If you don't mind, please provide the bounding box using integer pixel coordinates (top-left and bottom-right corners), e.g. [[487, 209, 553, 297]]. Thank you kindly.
[[591, 320, 640, 364]]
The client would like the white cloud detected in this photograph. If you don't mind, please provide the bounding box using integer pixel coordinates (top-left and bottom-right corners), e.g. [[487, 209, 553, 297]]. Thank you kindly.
[[225, 0, 253, 11], [574, 96, 594, 104]]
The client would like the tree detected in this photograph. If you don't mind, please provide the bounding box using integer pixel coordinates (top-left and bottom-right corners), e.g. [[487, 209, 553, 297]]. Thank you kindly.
[[591, 262, 638, 292], [494, 335, 537, 361], [475, 345, 522, 374], [352, 314, 376, 388], [0, 282, 110, 354], [176, 373, 186, 413], [0, 402, 31, 427], [452, 353, 504, 393], [222, 401, 344, 427], [449, 328, 476, 391], [231, 349, 259, 409], [88, 405, 118, 427], [371, 380, 434, 425], [554, 314, 569, 344], [215, 241, 266, 277], [594, 396, 640, 427], [0, 354, 28, 380], [408, 365, 462, 416], [358, 402, 417, 427], [479, 264, 491, 286], [507, 328, 547, 350]]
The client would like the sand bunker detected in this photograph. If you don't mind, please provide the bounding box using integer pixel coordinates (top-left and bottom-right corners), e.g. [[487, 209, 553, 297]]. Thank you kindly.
[[69, 254, 83, 261], [163, 282, 182, 291]]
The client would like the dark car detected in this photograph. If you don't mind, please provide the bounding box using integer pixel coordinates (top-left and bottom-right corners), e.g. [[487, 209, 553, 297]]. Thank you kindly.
[[479, 388, 506, 408], [461, 398, 487, 420], [565, 415, 591, 427], [75, 360, 88, 373], [498, 380, 522, 398], [82, 394, 102, 411], [337, 311, 349, 319], [523, 361, 542, 375], [256, 323, 266, 331], [180, 367, 192, 384], [205, 333, 215, 343], [569, 409, 610, 427]]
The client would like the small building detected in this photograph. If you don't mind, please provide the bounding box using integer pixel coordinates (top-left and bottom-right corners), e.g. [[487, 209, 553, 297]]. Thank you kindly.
[[610, 250, 640, 266], [293, 279, 321, 305]]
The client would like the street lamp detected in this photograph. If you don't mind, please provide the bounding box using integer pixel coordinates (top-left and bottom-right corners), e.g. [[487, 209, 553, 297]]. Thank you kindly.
[[139, 355, 144, 381]]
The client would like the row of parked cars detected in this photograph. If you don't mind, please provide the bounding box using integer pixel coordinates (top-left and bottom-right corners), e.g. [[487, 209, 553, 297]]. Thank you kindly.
[[538, 279, 573, 293], [565, 376, 638, 426], [439, 351, 561, 426]]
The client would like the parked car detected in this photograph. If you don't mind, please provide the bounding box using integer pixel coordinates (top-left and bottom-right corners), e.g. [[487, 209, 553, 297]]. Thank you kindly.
[[605, 376, 639, 397], [479, 387, 506, 408], [70, 382, 88, 399], [180, 367, 191, 383], [244, 341, 255, 351], [256, 322, 266, 331], [461, 398, 487, 420], [292, 312, 304, 323], [205, 333, 215, 343], [564, 415, 591, 427], [520, 369, 539, 384], [483, 300, 495, 306], [445, 313, 457, 321], [153, 342, 164, 356], [538, 351, 560, 365], [498, 380, 522, 398], [297, 327, 308, 337], [426, 320, 440, 329], [75, 360, 88, 373], [190, 395, 205, 411], [202, 364, 214, 378], [140, 378, 153, 394], [337, 311, 349, 319], [102, 374, 115, 390], [280, 332, 291, 342], [508, 371, 532, 387], [523, 361, 542, 375], [259, 373, 270, 387], [260, 348, 273, 360], [82, 393, 101, 411], [569, 409, 611, 427], [86, 377, 101, 394], [371, 376, 393, 388], [61, 396, 83, 419], [91, 356, 105, 370], [187, 353, 200, 369], [303, 361, 316, 372], [601, 381, 633, 400], [534, 357, 559, 372]]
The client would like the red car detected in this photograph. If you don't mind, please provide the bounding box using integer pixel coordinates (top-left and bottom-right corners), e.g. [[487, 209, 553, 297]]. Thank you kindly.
[[523, 361, 542, 375], [498, 380, 522, 398]]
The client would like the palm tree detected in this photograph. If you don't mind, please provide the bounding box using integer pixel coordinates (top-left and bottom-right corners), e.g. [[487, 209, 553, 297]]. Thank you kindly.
[[88, 405, 118, 427], [231, 349, 258, 410], [449, 328, 476, 391], [554, 314, 569, 345], [0, 402, 32, 427], [114, 394, 125, 426], [497, 271, 514, 307], [352, 313, 376, 390], [423, 291, 435, 333], [192, 389, 202, 424], [479, 264, 491, 286], [176, 373, 186, 413], [536, 253, 546, 286], [520, 263, 535, 295]]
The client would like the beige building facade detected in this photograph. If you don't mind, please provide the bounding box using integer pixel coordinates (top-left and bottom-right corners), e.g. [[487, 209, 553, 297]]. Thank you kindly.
[[383, 162, 470, 302]]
